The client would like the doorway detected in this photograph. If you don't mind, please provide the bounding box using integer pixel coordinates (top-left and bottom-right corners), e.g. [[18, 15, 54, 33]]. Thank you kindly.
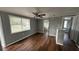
[[43, 20, 49, 35], [63, 17, 72, 33]]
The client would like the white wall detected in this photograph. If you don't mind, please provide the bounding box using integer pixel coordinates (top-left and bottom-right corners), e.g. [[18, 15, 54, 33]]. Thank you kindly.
[[37, 19, 44, 33], [0, 12, 37, 46], [0, 16, 5, 49], [37, 17, 63, 37], [70, 15, 79, 45], [70, 16, 77, 41], [73, 15, 79, 44], [48, 17, 63, 36]]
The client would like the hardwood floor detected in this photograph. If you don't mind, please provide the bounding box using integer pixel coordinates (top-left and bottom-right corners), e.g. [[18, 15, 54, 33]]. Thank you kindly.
[[5, 33, 63, 51], [5, 33, 79, 51], [63, 33, 79, 51]]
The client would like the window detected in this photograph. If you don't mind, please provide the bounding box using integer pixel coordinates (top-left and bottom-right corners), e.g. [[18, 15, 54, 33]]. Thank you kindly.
[[22, 18, 30, 31], [9, 15, 30, 33]]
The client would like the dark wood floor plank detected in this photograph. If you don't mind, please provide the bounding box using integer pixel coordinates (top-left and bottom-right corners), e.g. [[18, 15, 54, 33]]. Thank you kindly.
[[64, 33, 79, 51], [5, 33, 60, 51], [5, 33, 78, 51]]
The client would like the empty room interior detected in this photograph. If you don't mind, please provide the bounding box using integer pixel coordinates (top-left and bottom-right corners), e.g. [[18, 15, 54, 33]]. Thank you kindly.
[[0, 7, 79, 51]]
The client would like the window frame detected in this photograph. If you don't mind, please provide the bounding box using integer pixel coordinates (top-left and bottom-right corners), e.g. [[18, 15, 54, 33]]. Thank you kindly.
[[9, 15, 31, 34]]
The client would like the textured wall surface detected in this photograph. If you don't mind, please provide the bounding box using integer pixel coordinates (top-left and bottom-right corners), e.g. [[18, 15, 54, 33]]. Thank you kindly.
[[71, 16, 79, 45], [74, 15, 79, 44], [37, 19, 44, 33], [1, 12, 37, 46], [48, 17, 63, 36]]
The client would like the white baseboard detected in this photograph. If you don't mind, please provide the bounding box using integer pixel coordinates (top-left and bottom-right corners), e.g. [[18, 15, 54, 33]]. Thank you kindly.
[[48, 34, 56, 37], [6, 32, 37, 47], [56, 43, 63, 46]]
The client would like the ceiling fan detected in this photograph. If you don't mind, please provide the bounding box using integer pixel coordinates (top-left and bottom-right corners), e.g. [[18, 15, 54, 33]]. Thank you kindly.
[[32, 12, 46, 18], [32, 8, 46, 18]]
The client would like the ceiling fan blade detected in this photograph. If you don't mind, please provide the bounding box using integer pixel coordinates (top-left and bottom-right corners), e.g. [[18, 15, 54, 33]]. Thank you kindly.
[[40, 14, 46, 16], [32, 12, 39, 16]]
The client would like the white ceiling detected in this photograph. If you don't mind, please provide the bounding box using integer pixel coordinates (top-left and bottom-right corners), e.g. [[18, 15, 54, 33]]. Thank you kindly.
[[0, 7, 79, 18]]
